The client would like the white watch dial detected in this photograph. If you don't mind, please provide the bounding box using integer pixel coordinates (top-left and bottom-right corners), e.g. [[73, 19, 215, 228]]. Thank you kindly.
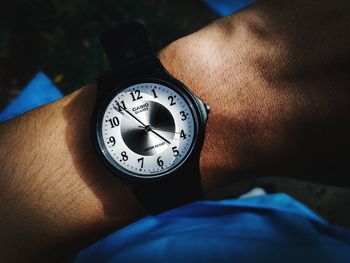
[[99, 82, 196, 178]]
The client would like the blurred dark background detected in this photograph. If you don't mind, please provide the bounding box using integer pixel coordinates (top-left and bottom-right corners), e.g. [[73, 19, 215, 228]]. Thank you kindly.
[[0, 0, 218, 110]]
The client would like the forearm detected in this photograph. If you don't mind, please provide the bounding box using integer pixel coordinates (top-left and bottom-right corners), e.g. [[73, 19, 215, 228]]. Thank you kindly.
[[0, 85, 144, 261]]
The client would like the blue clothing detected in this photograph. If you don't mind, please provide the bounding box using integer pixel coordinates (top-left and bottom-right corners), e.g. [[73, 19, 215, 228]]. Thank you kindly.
[[0, 72, 63, 122], [75, 194, 350, 263], [203, 0, 255, 16]]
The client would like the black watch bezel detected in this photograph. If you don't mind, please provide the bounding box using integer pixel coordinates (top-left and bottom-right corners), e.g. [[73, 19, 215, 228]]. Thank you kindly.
[[91, 72, 207, 183]]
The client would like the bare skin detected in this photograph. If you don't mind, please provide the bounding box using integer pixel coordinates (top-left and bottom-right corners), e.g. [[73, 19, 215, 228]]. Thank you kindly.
[[0, 0, 349, 261]]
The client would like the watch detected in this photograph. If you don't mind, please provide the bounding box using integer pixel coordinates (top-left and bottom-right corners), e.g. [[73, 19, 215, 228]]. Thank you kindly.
[[91, 22, 209, 215]]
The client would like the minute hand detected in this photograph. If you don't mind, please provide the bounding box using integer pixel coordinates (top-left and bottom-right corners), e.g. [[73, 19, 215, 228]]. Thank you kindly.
[[149, 129, 171, 144], [122, 109, 170, 144], [122, 108, 147, 127]]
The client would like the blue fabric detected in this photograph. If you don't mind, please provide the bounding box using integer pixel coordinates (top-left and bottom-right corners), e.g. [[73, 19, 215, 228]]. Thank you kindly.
[[203, 0, 255, 16], [0, 72, 63, 122], [75, 194, 350, 263]]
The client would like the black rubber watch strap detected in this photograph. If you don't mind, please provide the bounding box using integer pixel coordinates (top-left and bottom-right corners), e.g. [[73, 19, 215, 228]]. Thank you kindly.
[[128, 166, 202, 215], [99, 22, 203, 215], [100, 22, 154, 69]]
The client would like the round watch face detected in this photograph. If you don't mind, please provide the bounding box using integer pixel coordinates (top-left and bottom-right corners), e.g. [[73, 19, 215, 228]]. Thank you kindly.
[[97, 82, 197, 179]]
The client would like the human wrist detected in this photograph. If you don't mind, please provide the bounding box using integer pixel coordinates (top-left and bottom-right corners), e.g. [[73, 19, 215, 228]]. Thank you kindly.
[[158, 15, 265, 190], [0, 84, 145, 261], [159, 1, 350, 188]]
